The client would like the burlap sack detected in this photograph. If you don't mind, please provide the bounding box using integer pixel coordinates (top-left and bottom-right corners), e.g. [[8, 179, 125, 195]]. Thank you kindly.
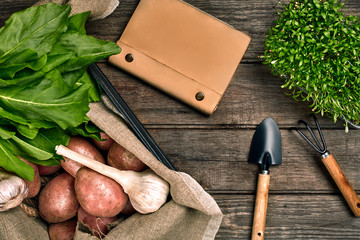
[[0, 97, 223, 240]]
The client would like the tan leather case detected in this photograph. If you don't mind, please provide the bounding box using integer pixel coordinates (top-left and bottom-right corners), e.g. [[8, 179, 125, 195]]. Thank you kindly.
[[109, 0, 251, 115]]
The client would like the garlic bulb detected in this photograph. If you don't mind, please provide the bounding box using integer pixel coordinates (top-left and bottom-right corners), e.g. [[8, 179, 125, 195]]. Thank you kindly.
[[56, 145, 170, 214], [124, 169, 169, 214], [0, 171, 29, 212]]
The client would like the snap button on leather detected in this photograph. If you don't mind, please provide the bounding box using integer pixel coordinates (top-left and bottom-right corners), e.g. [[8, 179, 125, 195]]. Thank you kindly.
[[195, 92, 205, 101], [125, 54, 134, 62]]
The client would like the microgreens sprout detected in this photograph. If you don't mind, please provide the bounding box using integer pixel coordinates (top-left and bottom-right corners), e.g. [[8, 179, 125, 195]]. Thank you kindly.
[[261, 0, 360, 130]]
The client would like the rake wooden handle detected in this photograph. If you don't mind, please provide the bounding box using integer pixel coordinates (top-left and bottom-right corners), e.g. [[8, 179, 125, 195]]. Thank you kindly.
[[322, 153, 360, 217], [251, 173, 270, 240]]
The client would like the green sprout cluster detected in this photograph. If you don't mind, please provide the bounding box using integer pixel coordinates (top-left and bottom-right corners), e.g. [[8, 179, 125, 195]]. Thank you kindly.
[[261, 0, 360, 130]]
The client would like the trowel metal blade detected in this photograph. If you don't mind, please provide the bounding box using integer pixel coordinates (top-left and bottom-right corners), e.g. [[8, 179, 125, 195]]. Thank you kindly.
[[248, 118, 282, 168]]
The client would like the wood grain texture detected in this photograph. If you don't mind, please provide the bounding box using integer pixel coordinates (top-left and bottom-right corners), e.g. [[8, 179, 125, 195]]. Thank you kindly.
[[87, 63, 350, 128], [321, 154, 360, 217], [214, 194, 360, 239], [251, 174, 270, 240], [147, 128, 360, 192], [1, 1, 360, 239]]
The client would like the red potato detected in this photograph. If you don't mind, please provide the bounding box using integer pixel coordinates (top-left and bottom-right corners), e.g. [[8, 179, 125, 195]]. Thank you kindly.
[[18, 157, 40, 198], [39, 173, 79, 223], [37, 164, 61, 175], [75, 167, 128, 217], [78, 206, 116, 238], [48, 218, 77, 240], [91, 132, 115, 151], [121, 199, 137, 215], [107, 142, 147, 172], [61, 136, 105, 177]]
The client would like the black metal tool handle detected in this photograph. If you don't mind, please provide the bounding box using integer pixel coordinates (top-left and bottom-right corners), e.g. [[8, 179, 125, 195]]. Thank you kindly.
[[88, 63, 176, 171]]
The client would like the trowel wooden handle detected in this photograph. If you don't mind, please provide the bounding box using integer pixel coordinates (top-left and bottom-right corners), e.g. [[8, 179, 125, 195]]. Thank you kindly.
[[251, 173, 270, 240], [322, 154, 360, 217]]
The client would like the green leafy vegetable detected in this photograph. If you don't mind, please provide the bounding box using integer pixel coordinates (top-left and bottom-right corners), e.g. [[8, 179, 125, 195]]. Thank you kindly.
[[0, 139, 34, 180], [0, 4, 70, 63], [0, 75, 91, 129], [0, 3, 121, 181], [261, 0, 360, 131]]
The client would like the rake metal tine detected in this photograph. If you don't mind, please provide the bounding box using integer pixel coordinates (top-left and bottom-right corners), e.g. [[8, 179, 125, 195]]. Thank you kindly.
[[298, 120, 324, 152], [293, 126, 323, 154], [313, 115, 327, 153]]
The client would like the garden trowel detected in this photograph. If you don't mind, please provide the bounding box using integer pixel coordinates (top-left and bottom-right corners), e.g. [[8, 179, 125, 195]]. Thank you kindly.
[[248, 118, 282, 240]]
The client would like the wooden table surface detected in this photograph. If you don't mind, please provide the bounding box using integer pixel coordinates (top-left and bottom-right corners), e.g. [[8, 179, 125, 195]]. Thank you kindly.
[[2, 0, 360, 239]]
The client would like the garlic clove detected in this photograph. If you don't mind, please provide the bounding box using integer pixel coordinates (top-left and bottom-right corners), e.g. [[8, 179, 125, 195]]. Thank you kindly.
[[127, 169, 170, 214], [0, 171, 29, 212]]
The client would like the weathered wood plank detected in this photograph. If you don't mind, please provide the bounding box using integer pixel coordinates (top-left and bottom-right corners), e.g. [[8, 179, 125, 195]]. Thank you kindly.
[[148, 128, 360, 192], [214, 194, 360, 239], [96, 63, 350, 129]]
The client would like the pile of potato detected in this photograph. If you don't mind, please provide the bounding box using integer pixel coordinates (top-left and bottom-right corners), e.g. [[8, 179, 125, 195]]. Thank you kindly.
[[21, 133, 148, 239]]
